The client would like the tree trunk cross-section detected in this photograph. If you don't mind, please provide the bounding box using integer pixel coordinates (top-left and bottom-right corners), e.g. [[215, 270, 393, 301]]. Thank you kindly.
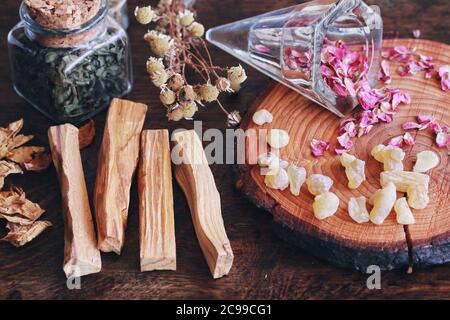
[[236, 39, 450, 271], [173, 130, 234, 279], [94, 98, 148, 254], [48, 124, 102, 278], [138, 130, 176, 272]]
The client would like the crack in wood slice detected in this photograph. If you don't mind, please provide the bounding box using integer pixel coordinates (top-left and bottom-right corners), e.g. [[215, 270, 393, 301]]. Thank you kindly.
[[236, 39, 450, 271], [94, 98, 148, 254], [173, 130, 234, 279], [138, 130, 176, 272], [48, 124, 102, 278]]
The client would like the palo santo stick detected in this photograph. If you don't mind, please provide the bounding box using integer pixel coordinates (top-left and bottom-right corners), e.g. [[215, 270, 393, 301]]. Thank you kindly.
[[138, 130, 176, 272], [172, 130, 233, 279], [94, 98, 147, 254], [48, 124, 101, 278]]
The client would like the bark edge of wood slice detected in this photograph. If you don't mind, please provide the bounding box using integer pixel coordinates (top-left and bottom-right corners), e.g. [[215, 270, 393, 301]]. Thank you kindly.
[[236, 39, 450, 271]]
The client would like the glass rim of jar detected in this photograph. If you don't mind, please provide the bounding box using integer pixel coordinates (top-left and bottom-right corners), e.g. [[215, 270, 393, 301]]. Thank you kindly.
[[109, 0, 127, 9], [19, 0, 109, 37]]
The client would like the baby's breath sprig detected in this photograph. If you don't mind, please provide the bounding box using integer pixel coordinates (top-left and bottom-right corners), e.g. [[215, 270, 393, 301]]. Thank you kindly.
[[135, 0, 247, 126]]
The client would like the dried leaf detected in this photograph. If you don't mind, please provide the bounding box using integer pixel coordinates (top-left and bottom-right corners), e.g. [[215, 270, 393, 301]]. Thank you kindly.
[[7, 146, 46, 164], [22, 152, 52, 172], [0, 187, 45, 224], [0, 161, 22, 189], [2, 220, 52, 247], [78, 120, 95, 149]]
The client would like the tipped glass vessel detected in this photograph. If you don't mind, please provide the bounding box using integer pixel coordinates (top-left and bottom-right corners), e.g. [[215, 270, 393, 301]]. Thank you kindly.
[[207, 0, 383, 117]]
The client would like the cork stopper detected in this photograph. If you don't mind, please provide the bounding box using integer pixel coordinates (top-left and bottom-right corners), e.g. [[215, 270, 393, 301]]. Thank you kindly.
[[25, 0, 102, 29], [24, 0, 106, 48]]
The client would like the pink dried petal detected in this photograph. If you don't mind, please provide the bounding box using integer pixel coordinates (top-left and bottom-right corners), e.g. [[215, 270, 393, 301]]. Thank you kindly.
[[388, 135, 404, 148], [438, 65, 450, 91], [391, 90, 411, 108], [343, 77, 356, 96], [430, 122, 442, 134], [335, 148, 348, 155], [403, 132, 415, 146], [417, 114, 435, 125], [379, 59, 392, 84], [340, 121, 357, 138], [412, 29, 421, 38], [402, 121, 421, 130], [255, 44, 270, 53], [310, 139, 330, 157], [337, 133, 353, 150], [436, 132, 449, 148], [357, 85, 382, 110]]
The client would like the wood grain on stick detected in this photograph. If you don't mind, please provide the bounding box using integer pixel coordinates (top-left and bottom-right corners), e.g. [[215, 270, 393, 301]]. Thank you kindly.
[[94, 98, 148, 254], [173, 130, 233, 279], [138, 130, 176, 272], [48, 124, 101, 278]]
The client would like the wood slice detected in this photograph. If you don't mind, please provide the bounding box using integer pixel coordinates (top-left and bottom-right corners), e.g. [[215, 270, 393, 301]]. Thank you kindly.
[[236, 39, 450, 271]]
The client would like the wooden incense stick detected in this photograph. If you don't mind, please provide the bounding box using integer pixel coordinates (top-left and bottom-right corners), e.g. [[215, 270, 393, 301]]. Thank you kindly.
[[94, 98, 148, 254], [138, 130, 176, 272], [48, 124, 101, 278], [172, 130, 233, 279]]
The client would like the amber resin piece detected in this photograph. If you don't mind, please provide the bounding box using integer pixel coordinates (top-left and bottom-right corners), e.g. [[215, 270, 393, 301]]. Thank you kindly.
[[48, 124, 101, 278], [94, 98, 148, 254]]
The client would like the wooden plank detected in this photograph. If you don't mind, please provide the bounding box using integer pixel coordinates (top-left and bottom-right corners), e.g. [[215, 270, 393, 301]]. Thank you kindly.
[[138, 130, 176, 272], [173, 130, 234, 279], [48, 124, 101, 278], [94, 98, 147, 254]]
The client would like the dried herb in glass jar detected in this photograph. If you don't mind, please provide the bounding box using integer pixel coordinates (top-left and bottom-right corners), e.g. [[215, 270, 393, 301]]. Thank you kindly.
[[8, 0, 132, 123]]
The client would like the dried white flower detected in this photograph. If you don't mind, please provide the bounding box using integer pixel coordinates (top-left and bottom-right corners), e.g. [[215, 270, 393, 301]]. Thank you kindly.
[[178, 9, 195, 27], [135, 6, 156, 25]]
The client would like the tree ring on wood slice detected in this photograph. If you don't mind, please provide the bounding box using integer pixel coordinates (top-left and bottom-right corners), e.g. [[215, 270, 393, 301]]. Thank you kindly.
[[236, 39, 450, 271]]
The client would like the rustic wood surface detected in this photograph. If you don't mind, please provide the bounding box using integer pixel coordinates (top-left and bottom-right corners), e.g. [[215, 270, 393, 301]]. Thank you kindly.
[[237, 39, 450, 271], [0, 0, 449, 300]]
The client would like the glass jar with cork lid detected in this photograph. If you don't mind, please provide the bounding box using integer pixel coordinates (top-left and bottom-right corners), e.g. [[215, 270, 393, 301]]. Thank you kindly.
[[8, 0, 133, 123]]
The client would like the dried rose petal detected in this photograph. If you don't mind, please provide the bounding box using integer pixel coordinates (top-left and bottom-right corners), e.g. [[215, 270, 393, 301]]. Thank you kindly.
[[403, 132, 415, 146], [78, 120, 96, 150], [438, 65, 450, 91], [255, 44, 270, 53], [337, 133, 353, 150], [412, 29, 421, 38], [379, 59, 392, 84], [403, 121, 421, 130], [388, 135, 404, 148], [436, 131, 449, 148], [310, 139, 330, 157], [417, 114, 435, 125]]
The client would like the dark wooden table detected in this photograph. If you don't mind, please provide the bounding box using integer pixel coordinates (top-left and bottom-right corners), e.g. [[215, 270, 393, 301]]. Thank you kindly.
[[0, 0, 449, 300]]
